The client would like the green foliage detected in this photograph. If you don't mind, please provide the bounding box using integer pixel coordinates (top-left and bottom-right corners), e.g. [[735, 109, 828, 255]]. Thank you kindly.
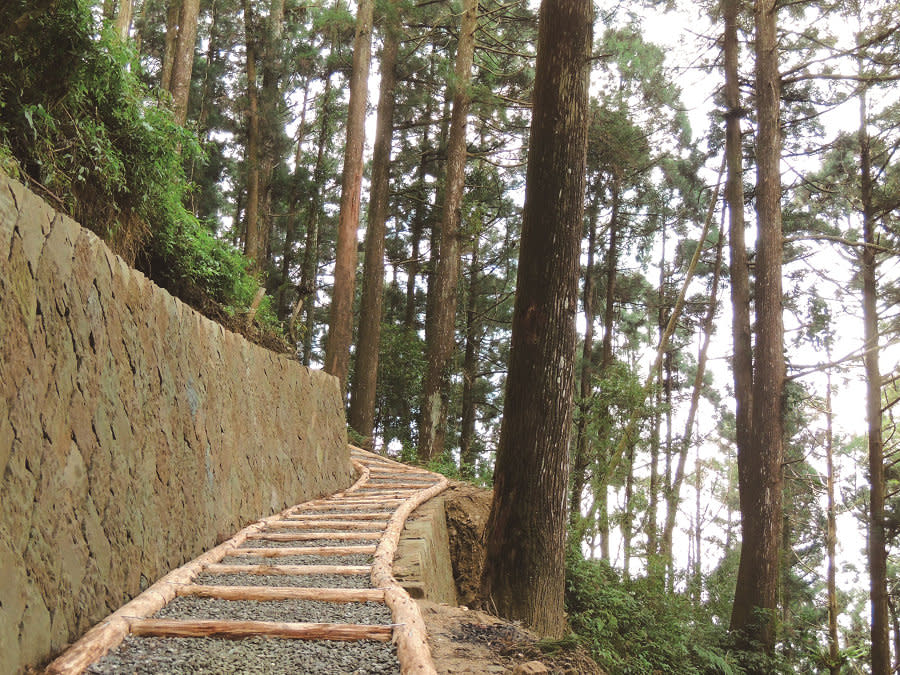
[[0, 0, 268, 322], [566, 553, 740, 674]]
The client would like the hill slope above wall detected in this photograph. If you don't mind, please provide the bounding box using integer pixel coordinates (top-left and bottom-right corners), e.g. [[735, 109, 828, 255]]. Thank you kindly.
[[0, 173, 354, 674]]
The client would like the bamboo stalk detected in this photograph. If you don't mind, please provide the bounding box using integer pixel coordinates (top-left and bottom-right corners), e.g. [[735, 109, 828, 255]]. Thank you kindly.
[[128, 618, 393, 642], [229, 545, 376, 557], [177, 584, 385, 603], [204, 563, 371, 576]]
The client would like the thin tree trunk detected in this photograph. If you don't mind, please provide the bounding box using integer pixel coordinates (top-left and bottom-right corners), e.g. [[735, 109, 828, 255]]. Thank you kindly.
[[860, 85, 890, 675], [459, 240, 480, 479], [479, 0, 591, 637], [348, 23, 399, 443], [647, 221, 667, 580], [241, 0, 262, 266], [622, 440, 635, 579], [661, 230, 723, 569], [825, 365, 840, 675], [324, 0, 375, 394], [418, 0, 478, 461], [730, 0, 785, 655], [257, 0, 286, 267], [569, 204, 598, 529], [169, 0, 200, 125], [301, 76, 335, 366]]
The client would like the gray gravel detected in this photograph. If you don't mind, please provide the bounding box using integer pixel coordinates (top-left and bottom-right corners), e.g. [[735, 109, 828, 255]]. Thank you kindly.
[[86, 636, 400, 674], [223, 553, 374, 566], [246, 539, 372, 548], [195, 573, 372, 589], [154, 596, 392, 625]]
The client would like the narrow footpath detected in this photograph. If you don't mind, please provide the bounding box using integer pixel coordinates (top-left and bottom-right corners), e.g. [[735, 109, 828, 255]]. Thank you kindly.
[[44, 448, 448, 675]]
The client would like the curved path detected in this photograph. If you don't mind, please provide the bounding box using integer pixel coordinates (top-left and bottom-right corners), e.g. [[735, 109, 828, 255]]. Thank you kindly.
[[45, 447, 448, 674]]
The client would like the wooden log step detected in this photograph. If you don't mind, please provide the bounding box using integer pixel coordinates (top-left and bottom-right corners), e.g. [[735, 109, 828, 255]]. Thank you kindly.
[[265, 520, 385, 530], [229, 545, 376, 557], [246, 531, 380, 542], [204, 563, 371, 576], [128, 618, 393, 642], [290, 503, 395, 513], [177, 584, 385, 603]]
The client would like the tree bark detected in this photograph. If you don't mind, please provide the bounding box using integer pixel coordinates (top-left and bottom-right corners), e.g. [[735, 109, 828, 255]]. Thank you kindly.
[[825, 365, 840, 675], [160, 0, 181, 93], [479, 0, 591, 637], [860, 86, 890, 675], [730, 0, 785, 655], [241, 0, 262, 266], [114, 0, 133, 39], [349, 23, 400, 443], [569, 204, 597, 530], [459, 239, 481, 479], [418, 0, 478, 461], [324, 0, 375, 394], [301, 76, 336, 366], [168, 0, 200, 125]]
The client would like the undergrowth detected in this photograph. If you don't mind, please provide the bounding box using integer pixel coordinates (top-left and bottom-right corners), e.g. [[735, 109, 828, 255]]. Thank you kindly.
[[0, 0, 279, 335]]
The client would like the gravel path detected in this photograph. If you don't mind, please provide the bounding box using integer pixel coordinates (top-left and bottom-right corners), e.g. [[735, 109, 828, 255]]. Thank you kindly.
[[87, 636, 400, 674], [223, 553, 374, 566], [70, 452, 445, 675], [196, 573, 372, 589], [154, 596, 393, 625]]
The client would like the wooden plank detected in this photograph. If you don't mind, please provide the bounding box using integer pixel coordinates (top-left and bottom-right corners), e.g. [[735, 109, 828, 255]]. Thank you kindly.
[[128, 618, 393, 642], [204, 563, 371, 576], [178, 584, 385, 603], [230, 545, 376, 557]]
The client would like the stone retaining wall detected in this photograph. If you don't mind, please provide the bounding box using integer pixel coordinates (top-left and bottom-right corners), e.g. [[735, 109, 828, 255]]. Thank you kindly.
[[0, 174, 355, 674]]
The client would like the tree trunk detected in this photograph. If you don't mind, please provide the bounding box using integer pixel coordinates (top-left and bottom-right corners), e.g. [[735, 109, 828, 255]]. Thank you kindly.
[[860, 86, 890, 675], [479, 0, 591, 637], [622, 440, 635, 579], [459, 240, 481, 479], [301, 76, 336, 366], [324, 0, 375, 394], [257, 0, 286, 268], [348, 23, 399, 443], [661, 230, 723, 569], [418, 0, 478, 461], [724, 0, 754, 493], [825, 365, 840, 675], [241, 0, 262, 266], [648, 220, 668, 582], [168, 0, 200, 125], [115, 0, 133, 39], [730, 0, 785, 655], [160, 0, 181, 93], [569, 204, 598, 529]]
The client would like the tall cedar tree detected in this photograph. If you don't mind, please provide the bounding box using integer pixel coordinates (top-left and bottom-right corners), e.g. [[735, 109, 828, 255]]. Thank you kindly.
[[730, 0, 785, 655], [348, 18, 400, 443], [242, 0, 262, 264], [479, 0, 591, 636], [418, 0, 478, 461], [325, 0, 375, 392]]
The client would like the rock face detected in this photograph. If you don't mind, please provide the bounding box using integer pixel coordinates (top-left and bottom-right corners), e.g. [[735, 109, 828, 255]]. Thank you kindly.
[[0, 173, 355, 674]]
